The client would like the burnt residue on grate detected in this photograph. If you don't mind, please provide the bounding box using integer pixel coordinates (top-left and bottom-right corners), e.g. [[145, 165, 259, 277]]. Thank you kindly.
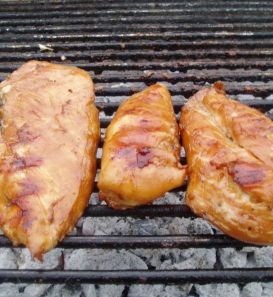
[[1, 1, 273, 294]]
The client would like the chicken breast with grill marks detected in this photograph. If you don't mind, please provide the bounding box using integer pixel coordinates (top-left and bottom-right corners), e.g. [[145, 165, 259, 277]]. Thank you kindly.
[[98, 83, 186, 209], [180, 82, 273, 244], [0, 61, 100, 259]]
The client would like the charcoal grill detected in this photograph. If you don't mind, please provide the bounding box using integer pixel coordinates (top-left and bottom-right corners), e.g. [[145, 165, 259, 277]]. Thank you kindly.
[[1, 0, 273, 286]]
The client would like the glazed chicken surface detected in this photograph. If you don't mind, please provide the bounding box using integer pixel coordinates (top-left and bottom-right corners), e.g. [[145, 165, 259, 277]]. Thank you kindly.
[[180, 83, 273, 244], [0, 61, 100, 258], [98, 83, 186, 209]]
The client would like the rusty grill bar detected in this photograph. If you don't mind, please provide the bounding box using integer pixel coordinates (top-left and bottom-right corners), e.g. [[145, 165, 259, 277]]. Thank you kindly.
[[1, 0, 273, 285]]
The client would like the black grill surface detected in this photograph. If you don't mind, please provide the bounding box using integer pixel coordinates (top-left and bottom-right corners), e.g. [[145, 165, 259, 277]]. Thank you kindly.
[[1, 0, 273, 285]]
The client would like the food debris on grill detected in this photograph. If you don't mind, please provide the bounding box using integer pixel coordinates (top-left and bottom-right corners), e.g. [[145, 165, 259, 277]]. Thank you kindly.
[[38, 44, 54, 52]]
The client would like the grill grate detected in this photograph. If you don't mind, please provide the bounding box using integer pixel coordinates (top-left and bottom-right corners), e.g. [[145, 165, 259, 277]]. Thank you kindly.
[[1, 0, 273, 285]]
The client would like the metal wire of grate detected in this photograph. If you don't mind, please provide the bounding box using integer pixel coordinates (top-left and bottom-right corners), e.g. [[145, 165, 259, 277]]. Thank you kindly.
[[0, 0, 273, 284]]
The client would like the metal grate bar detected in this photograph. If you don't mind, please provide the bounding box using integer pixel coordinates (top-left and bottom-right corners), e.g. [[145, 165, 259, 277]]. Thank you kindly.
[[0, 269, 272, 284], [0, 235, 249, 249], [4, 70, 273, 86], [1, 0, 273, 4], [2, 2, 273, 12], [2, 40, 273, 52], [3, 33, 273, 44], [83, 204, 192, 218], [1, 60, 273, 74], [2, 7, 273, 19], [2, 49, 273, 61], [2, 8, 273, 19], [4, 23, 273, 34], [4, 16, 273, 26]]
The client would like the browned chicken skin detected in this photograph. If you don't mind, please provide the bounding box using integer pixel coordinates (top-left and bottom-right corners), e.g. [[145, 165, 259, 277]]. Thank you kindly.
[[180, 83, 273, 244], [0, 61, 100, 259], [98, 83, 186, 209]]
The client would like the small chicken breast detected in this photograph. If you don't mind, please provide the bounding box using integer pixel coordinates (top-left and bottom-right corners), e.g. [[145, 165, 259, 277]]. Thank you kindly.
[[98, 83, 186, 209], [180, 82, 273, 244], [0, 61, 100, 259]]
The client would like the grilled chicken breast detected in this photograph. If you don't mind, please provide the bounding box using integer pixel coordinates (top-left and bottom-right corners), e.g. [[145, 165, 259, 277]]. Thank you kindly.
[[98, 83, 186, 209], [180, 82, 273, 244], [0, 61, 100, 259]]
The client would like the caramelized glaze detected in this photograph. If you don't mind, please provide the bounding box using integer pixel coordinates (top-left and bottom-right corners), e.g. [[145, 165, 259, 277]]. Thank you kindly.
[[98, 83, 186, 209], [180, 84, 273, 244], [0, 61, 100, 258]]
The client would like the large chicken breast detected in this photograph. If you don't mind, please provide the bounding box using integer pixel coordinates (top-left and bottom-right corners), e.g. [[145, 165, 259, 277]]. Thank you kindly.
[[180, 82, 273, 244], [0, 61, 100, 259], [98, 83, 186, 209]]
